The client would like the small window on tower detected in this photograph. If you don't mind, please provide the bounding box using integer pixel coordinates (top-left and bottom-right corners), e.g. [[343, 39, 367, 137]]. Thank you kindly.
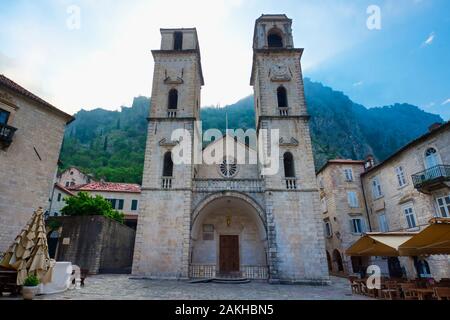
[[277, 86, 288, 108], [267, 29, 283, 48], [168, 89, 178, 109], [173, 32, 183, 51]]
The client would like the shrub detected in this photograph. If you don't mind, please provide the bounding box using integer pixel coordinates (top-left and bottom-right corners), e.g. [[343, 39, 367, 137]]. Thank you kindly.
[[61, 192, 124, 224], [23, 274, 40, 287]]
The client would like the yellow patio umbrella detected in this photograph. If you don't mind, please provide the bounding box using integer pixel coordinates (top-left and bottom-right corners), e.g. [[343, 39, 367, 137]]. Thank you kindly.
[[345, 232, 416, 257], [0, 207, 54, 285], [399, 218, 450, 256]]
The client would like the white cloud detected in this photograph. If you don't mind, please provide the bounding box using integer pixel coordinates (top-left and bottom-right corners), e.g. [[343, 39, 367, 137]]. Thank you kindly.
[[422, 32, 435, 47], [0, 0, 418, 114], [353, 81, 364, 87], [423, 102, 435, 109], [442, 99, 450, 105]]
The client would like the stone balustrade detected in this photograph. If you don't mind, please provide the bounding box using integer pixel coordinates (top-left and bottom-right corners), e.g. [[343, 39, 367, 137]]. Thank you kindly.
[[193, 179, 264, 193]]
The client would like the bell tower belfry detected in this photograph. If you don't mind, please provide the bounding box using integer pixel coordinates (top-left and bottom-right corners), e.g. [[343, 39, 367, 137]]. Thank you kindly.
[[251, 15, 329, 283], [132, 28, 203, 279]]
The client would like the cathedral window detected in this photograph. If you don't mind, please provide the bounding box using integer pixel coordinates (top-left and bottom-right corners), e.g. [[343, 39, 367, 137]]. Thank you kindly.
[[219, 158, 238, 178], [173, 31, 183, 50], [283, 152, 295, 177], [168, 89, 178, 109], [163, 151, 174, 177], [277, 86, 287, 107], [267, 29, 283, 48]]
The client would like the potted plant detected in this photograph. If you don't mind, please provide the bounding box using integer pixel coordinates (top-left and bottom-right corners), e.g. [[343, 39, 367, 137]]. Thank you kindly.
[[22, 274, 40, 300]]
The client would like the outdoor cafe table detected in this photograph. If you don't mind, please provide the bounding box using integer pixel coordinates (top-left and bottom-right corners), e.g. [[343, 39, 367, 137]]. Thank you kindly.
[[412, 288, 435, 300]]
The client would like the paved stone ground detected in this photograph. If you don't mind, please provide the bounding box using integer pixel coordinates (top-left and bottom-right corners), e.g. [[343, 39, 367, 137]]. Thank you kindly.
[[1, 275, 370, 300]]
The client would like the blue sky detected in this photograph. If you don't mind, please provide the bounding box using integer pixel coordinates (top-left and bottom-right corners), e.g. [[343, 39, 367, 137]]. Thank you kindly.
[[0, 0, 449, 119]]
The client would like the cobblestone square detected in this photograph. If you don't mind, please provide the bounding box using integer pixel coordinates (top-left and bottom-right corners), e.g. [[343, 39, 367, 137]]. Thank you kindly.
[[25, 275, 370, 300]]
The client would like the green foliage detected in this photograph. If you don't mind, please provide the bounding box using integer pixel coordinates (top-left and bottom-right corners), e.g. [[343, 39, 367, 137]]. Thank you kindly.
[[47, 219, 62, 231], [59, 80, 443, 181], [61, 192, 124, 224], [23, 274, 40, 287]]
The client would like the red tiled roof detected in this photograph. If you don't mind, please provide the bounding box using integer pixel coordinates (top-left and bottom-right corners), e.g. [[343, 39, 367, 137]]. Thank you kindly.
[[0, 74, 74, 124], [54, 183, 76, 196], [70, 182, 141, 193]]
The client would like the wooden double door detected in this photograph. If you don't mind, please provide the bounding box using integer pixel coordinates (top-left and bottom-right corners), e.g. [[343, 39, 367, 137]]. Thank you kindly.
[[219, 235, 240, 274]]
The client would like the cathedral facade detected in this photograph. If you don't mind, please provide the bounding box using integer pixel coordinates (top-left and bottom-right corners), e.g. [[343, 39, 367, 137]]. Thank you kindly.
[[132, 15, 329, 284]]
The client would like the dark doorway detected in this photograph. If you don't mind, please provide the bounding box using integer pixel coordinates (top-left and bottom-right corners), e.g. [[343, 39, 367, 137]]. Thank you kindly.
[[414, 257, 431, 278], [47, 230, 60, 259], [219, 235, 239, 274], [351, 256, 368, 277], [326, 251, 332, 272], [333, 249, 344, 272], [388, 257, 404, 278]]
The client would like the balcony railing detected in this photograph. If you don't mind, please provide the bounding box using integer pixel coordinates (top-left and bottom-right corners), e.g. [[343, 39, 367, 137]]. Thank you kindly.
[[167, 110, 177, 118], [278, 107, 289, 116], [193, 179, 264, 193], [189, 264, 268, 280], [412, 165, 450, 193], [0, 123, 17, 147], [285, 177, 297, 190], [161, 177, 173, 189]]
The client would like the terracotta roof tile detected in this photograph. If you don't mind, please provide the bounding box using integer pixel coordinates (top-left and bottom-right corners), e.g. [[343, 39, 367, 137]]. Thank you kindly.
[[54, 183, 76, 196], [70, 182, 141, 193]]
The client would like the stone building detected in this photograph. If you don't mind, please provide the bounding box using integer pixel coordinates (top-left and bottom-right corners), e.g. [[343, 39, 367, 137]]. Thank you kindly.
[[132, 15, 329, 283], [316, 160, 370, 276], [0, 74, 74, 253], [318, 122, 450, 280], [58, 166, 95, 188], [47, 183, 76, 217], [360, 122, 450, 280]]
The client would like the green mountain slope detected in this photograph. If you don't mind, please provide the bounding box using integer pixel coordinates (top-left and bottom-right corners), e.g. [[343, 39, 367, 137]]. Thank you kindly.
[[60, 79, 443, 184]]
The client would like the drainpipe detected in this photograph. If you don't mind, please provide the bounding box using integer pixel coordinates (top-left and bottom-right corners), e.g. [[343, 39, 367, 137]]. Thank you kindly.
[[360, 174, 372, 232]]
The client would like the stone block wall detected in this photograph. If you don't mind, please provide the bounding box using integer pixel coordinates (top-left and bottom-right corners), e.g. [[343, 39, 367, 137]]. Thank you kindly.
[[53, 215, 136, 274], [0, 88, 69, 253]]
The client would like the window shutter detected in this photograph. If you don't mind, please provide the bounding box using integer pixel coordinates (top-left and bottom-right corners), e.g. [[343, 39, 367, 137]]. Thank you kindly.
[[349, 219, 355, 233], [361, 219, 367, 233]]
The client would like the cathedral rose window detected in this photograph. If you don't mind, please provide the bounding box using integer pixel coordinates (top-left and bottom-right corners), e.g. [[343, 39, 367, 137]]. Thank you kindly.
[[219, 158, 237, 178]]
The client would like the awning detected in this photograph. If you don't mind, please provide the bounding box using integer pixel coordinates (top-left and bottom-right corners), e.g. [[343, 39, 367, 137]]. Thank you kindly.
[[399, 218, 450, 256], [345, 233, 416, 257]]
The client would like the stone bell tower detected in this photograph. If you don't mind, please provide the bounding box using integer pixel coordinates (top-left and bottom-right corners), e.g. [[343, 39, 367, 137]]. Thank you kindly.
[[132, 28, 204, 278], [251, 14, 329, 283]]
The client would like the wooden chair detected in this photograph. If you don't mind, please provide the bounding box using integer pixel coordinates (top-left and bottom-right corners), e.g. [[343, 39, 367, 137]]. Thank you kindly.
[[381, 282, 401, 300], [400, 283, 418, 300], [434, 287, 450, 300], [360, 281, 378, 298], [348, 276, 361, 295], [0, 268, 20, 297]]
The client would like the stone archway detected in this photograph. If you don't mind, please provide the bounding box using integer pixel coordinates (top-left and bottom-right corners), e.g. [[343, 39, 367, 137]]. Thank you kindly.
[[190, 192, 268, 280]]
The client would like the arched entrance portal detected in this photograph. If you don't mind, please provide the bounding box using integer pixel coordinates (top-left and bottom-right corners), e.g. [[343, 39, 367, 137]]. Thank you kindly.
[[191, 194, 268, 279]]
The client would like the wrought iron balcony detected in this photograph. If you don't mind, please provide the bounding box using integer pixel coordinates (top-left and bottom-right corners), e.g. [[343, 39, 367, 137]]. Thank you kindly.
[[0, 123, 17, 148], [412, 165, 450, 194]]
